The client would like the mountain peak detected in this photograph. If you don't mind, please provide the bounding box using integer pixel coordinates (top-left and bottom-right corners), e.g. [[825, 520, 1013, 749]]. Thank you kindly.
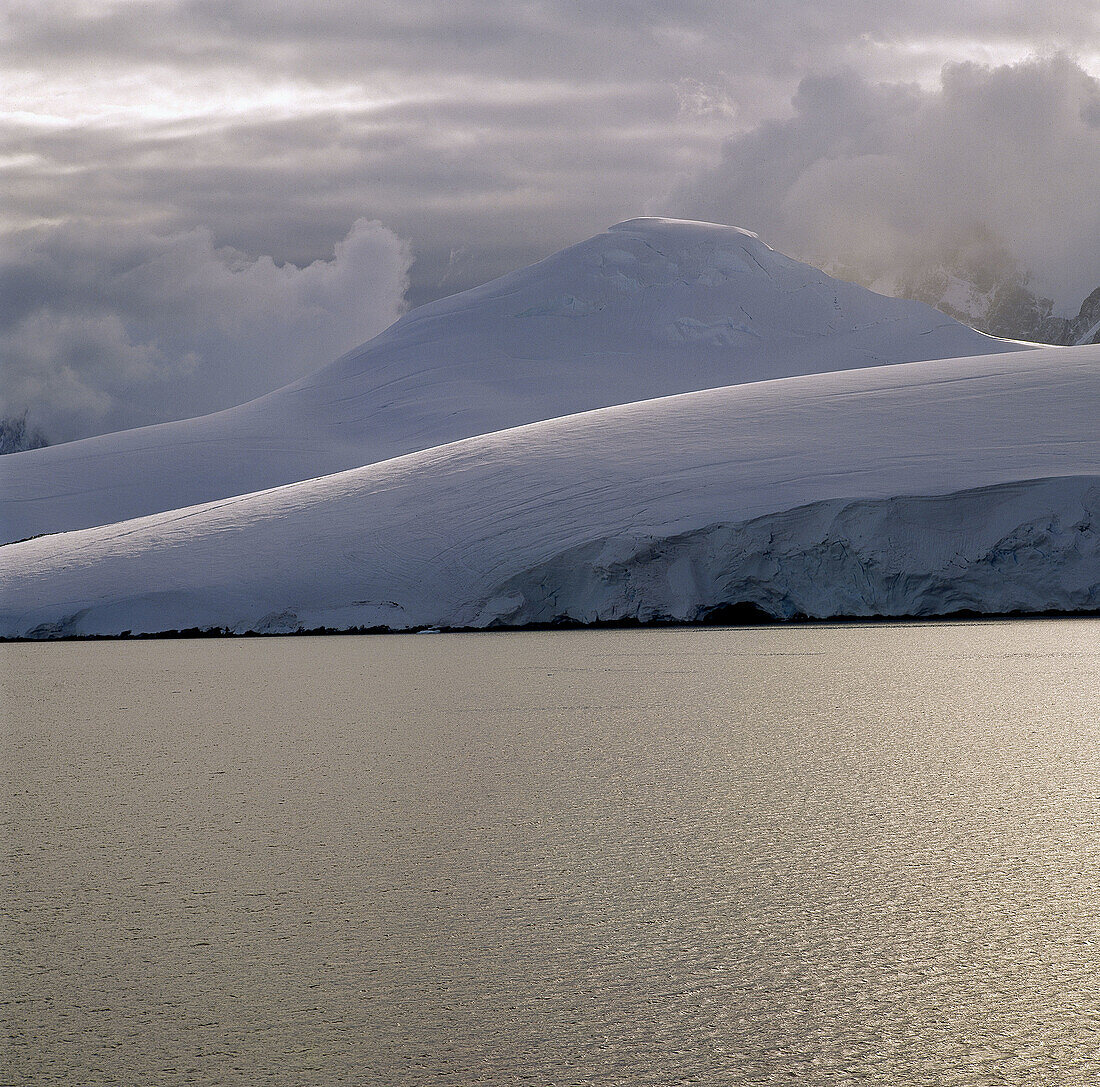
[[608, 216, 761, 243]]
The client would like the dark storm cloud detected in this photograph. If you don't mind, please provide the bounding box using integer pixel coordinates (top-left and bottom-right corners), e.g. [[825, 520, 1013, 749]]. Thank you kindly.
[[3, 1, 1098, 440], [8, 1, 1096, 276], [1, 76, 711, 297], [10, 1, 1097, 79]]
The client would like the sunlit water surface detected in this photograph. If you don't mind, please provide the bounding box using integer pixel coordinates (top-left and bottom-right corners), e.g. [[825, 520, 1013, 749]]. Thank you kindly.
[[3, 621, 1099, 1085]]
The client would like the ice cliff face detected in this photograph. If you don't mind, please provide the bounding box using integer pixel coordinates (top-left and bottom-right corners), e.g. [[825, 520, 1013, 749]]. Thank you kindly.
[[1, 218, 1018, 545], [484, 478, 1099, 627]]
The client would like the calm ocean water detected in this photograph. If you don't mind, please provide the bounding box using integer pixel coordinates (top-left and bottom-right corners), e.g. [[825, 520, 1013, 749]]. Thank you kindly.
[[3, 620, 1099, 1085]]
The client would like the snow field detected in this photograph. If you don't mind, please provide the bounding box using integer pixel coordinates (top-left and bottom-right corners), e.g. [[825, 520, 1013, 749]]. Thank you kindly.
[[2, 344, 1096, 637]]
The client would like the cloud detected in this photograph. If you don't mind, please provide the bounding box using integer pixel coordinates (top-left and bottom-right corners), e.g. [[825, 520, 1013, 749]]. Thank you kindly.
[[0, 218, 411, 443], [0, 79, 717, 309], [667, 54, 1100, 308], [6, 2, 1097, 310], [2, 5, 1099, 443]]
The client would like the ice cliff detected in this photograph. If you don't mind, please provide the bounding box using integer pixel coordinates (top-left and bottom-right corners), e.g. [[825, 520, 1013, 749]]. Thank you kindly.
[[488, 477, 1098, 627]]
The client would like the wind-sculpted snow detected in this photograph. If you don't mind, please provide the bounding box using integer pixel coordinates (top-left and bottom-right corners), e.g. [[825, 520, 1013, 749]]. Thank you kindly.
[[1, 345, 1096, 638], [1, 218, 1019, 545]]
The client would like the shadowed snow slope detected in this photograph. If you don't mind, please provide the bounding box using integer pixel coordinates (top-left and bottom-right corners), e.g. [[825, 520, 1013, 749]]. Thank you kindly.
[[2, 344, 1096, 637], [1, 218, 1020, 545]]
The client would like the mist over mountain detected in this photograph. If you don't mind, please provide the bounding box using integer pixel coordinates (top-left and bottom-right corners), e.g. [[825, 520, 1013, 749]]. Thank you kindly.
[[901, 271, 1100, 346], [827, 233, 1100, 345], [667, 55, 1100, 340], [0, 219, 411, 445], [0, 412, 49, 456]]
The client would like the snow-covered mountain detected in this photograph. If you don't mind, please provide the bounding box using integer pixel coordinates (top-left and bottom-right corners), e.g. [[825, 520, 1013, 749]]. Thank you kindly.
[[2, 343, 1096, 638], [3, 218, 1095, 637], [1, 218, 1019, 546]]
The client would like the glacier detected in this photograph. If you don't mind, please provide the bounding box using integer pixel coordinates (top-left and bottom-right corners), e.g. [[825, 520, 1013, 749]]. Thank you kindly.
[[492, 477, 1099, 627], [1, 218, 1020, 545], [1, 339, 1096, 639]]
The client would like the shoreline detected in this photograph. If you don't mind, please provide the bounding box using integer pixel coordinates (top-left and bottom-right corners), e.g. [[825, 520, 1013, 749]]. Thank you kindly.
[[3, 606, 1097, 644]]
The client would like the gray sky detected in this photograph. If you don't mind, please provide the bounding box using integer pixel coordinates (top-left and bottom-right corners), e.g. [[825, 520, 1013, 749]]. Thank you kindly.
[[4, 1, 1099, 441]]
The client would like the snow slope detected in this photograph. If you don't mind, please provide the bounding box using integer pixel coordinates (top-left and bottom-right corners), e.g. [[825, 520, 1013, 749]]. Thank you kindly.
[[2, 344, 1096, 638], [1, 218, 1020, 545]]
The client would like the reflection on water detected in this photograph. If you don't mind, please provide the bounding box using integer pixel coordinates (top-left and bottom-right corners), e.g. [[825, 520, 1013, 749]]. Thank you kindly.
[[2, 620, 1099, 1085]]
